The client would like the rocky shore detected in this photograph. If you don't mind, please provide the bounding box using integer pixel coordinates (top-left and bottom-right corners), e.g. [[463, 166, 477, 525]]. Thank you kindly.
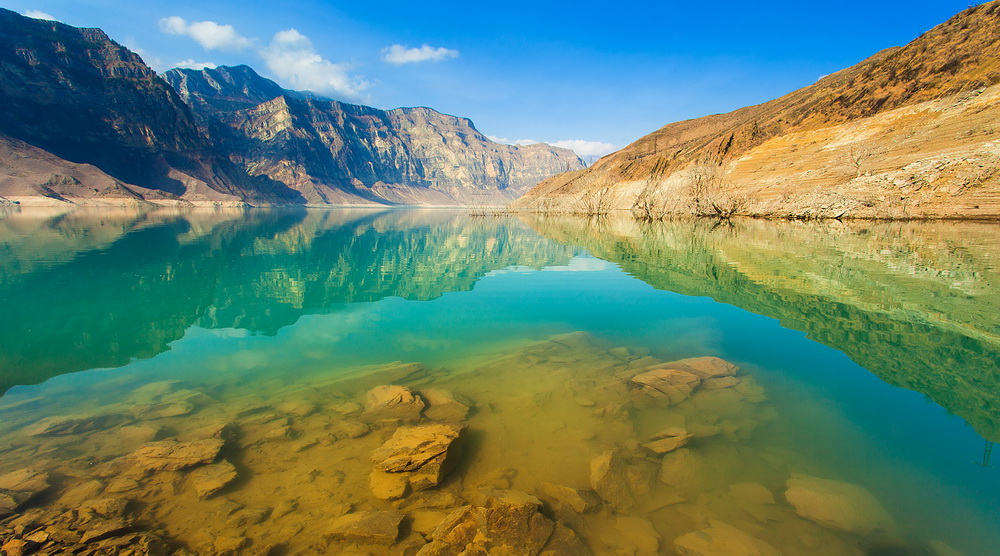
[[0, 332, 960, 555]]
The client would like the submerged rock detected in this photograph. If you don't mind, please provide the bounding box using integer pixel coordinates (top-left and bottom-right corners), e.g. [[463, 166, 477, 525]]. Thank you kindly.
[[669, 356, 739, 380], [421, 389, 471, 422], [629, 368, 702, 405], [615, 516, 661, 556], [658, 448, 705, 489], [132, 401, 194, 420], [371, 424, 463, 496], [784, 474, 895, 536], [22, 413, 124, 436], [129, 439, 225, 471], [541, 522, 593, 555], [0, 469, 50, 516], [362, 385, 426, 423], [674, 520, 781, 556], [642, 428, 693, 455], [329, 510, 404, 545], [589, 451, 636, 512], [540, 483, 601, 513], [418, 493, 555, 555], [189, 461, 238, 498], [369, 470, 409, 500]]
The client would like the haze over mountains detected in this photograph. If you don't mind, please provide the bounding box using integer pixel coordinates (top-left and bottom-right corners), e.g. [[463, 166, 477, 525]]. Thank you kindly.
[[0, 9, 582, 207], [518, 1, 1000, 219]]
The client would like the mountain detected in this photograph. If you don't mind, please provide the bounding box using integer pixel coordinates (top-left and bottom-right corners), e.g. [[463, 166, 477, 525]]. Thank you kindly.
[[0, 9, 580, 207], [516, 1, 1000, 219], [0, 8, 298, 207], [164, 65, 584, 205]]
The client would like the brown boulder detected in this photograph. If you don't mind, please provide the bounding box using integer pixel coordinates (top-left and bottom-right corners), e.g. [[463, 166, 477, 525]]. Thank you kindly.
[[129, 439, 224, 471], [371, 424, 463, 494], [329, 510, 404, 545], [421, 389, 471, 422], [658, 448, 705, 489], [540, 483, 601, 513], [22, 413, 124, 436], [418, 494, 555, 555], [784, 474, 895, 536], [189, 461, 238, 498], [674, 520, 781, 556], [362, 385, 425, 423], [589, 451, 636, 512], [0, 469, 50, 516], [642, 427, 693, 455], [668, 356, 739, 379], [629, 368, 702, 405]]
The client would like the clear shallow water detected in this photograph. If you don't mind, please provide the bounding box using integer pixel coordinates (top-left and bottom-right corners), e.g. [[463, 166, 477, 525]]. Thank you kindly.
[[0, 207, 997, 555]]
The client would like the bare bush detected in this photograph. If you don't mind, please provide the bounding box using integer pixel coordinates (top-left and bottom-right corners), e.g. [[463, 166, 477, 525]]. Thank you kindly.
[[686, 161, 748, 219], [575, 187, 613, 217], [848, 141, 876, 177]]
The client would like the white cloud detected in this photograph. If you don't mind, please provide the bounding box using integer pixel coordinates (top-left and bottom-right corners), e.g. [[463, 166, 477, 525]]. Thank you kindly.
[[549, 139, 617, 158], [487, 136, 616, 158], [173, 59, 216, 70], [382, 44, 459, 64], [158, 16, 253, 51], [260, 29, 369, 98], [23, 10, 56, 21]]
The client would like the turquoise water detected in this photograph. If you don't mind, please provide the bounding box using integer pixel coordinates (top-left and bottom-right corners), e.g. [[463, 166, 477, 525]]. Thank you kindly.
[[0, 207, 997, 555]]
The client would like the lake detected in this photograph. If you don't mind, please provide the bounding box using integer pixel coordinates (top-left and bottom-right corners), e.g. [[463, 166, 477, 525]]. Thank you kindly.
[[0, 207, 997, 555]]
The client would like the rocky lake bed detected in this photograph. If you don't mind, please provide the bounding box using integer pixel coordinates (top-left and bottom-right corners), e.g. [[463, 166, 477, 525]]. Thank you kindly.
[[0, 332, 955, 556]]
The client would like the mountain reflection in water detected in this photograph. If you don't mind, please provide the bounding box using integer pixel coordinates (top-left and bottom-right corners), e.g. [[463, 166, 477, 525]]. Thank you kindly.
[[527, 214, 1000, 443], [0, 208, 573, 392]]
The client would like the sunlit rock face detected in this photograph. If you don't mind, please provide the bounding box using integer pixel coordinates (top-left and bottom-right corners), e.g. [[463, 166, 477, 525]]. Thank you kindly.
[[0, 9, 294, 205], [517, 2, 1000, 219], [165, 65, 584, 206]]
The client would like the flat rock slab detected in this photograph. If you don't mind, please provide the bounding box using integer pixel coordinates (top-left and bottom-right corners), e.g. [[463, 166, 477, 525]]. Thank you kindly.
[[362, 385, 425, 423], [420, 389, 471, 422], [674, 520, 781, 556], [0, 469, 50, 515], [329, 511, 404, 545], [784, 474, 895, 536], [642, 429, 693, 455], [630, 368, 702, 405], [22, 414, 123, 436], [371, 423, 463, 493], [129, 439, 224, 471], [590, 450, 635, 511], [666, 356, 739, 379], [189, 461, 238, 498], [540, 483, 601, 514], [419, 495, 555, 555], [132, 401, 194, 420]]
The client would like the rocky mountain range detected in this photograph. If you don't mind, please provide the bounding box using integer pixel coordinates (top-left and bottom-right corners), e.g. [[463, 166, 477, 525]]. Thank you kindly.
[[0, 9, 581, 207], [164, 65, 583, 205], [517, 1, 1000, 219]]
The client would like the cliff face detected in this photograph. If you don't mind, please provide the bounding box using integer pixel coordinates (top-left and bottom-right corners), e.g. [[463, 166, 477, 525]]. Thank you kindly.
[[165, 66, 584, 205], [517, 1, 1000, 219], [0, 8, 295, 206]]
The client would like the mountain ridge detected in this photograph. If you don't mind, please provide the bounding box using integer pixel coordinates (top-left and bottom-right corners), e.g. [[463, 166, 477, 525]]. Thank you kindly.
[[0, 9, 581, 207], [516, 1, 1000, 219], [163, 65, 584, 206]]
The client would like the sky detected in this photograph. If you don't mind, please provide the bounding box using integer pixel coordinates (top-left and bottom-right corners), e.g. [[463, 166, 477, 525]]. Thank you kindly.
[[6, 0, 976, 158]]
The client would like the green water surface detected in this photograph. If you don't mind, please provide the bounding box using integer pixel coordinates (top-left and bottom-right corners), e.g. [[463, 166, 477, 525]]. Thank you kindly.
[[0, 207, 997, 554]]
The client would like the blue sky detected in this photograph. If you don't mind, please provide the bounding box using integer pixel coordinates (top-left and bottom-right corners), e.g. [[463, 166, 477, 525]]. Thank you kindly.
[[7, 0, 974, 157]]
